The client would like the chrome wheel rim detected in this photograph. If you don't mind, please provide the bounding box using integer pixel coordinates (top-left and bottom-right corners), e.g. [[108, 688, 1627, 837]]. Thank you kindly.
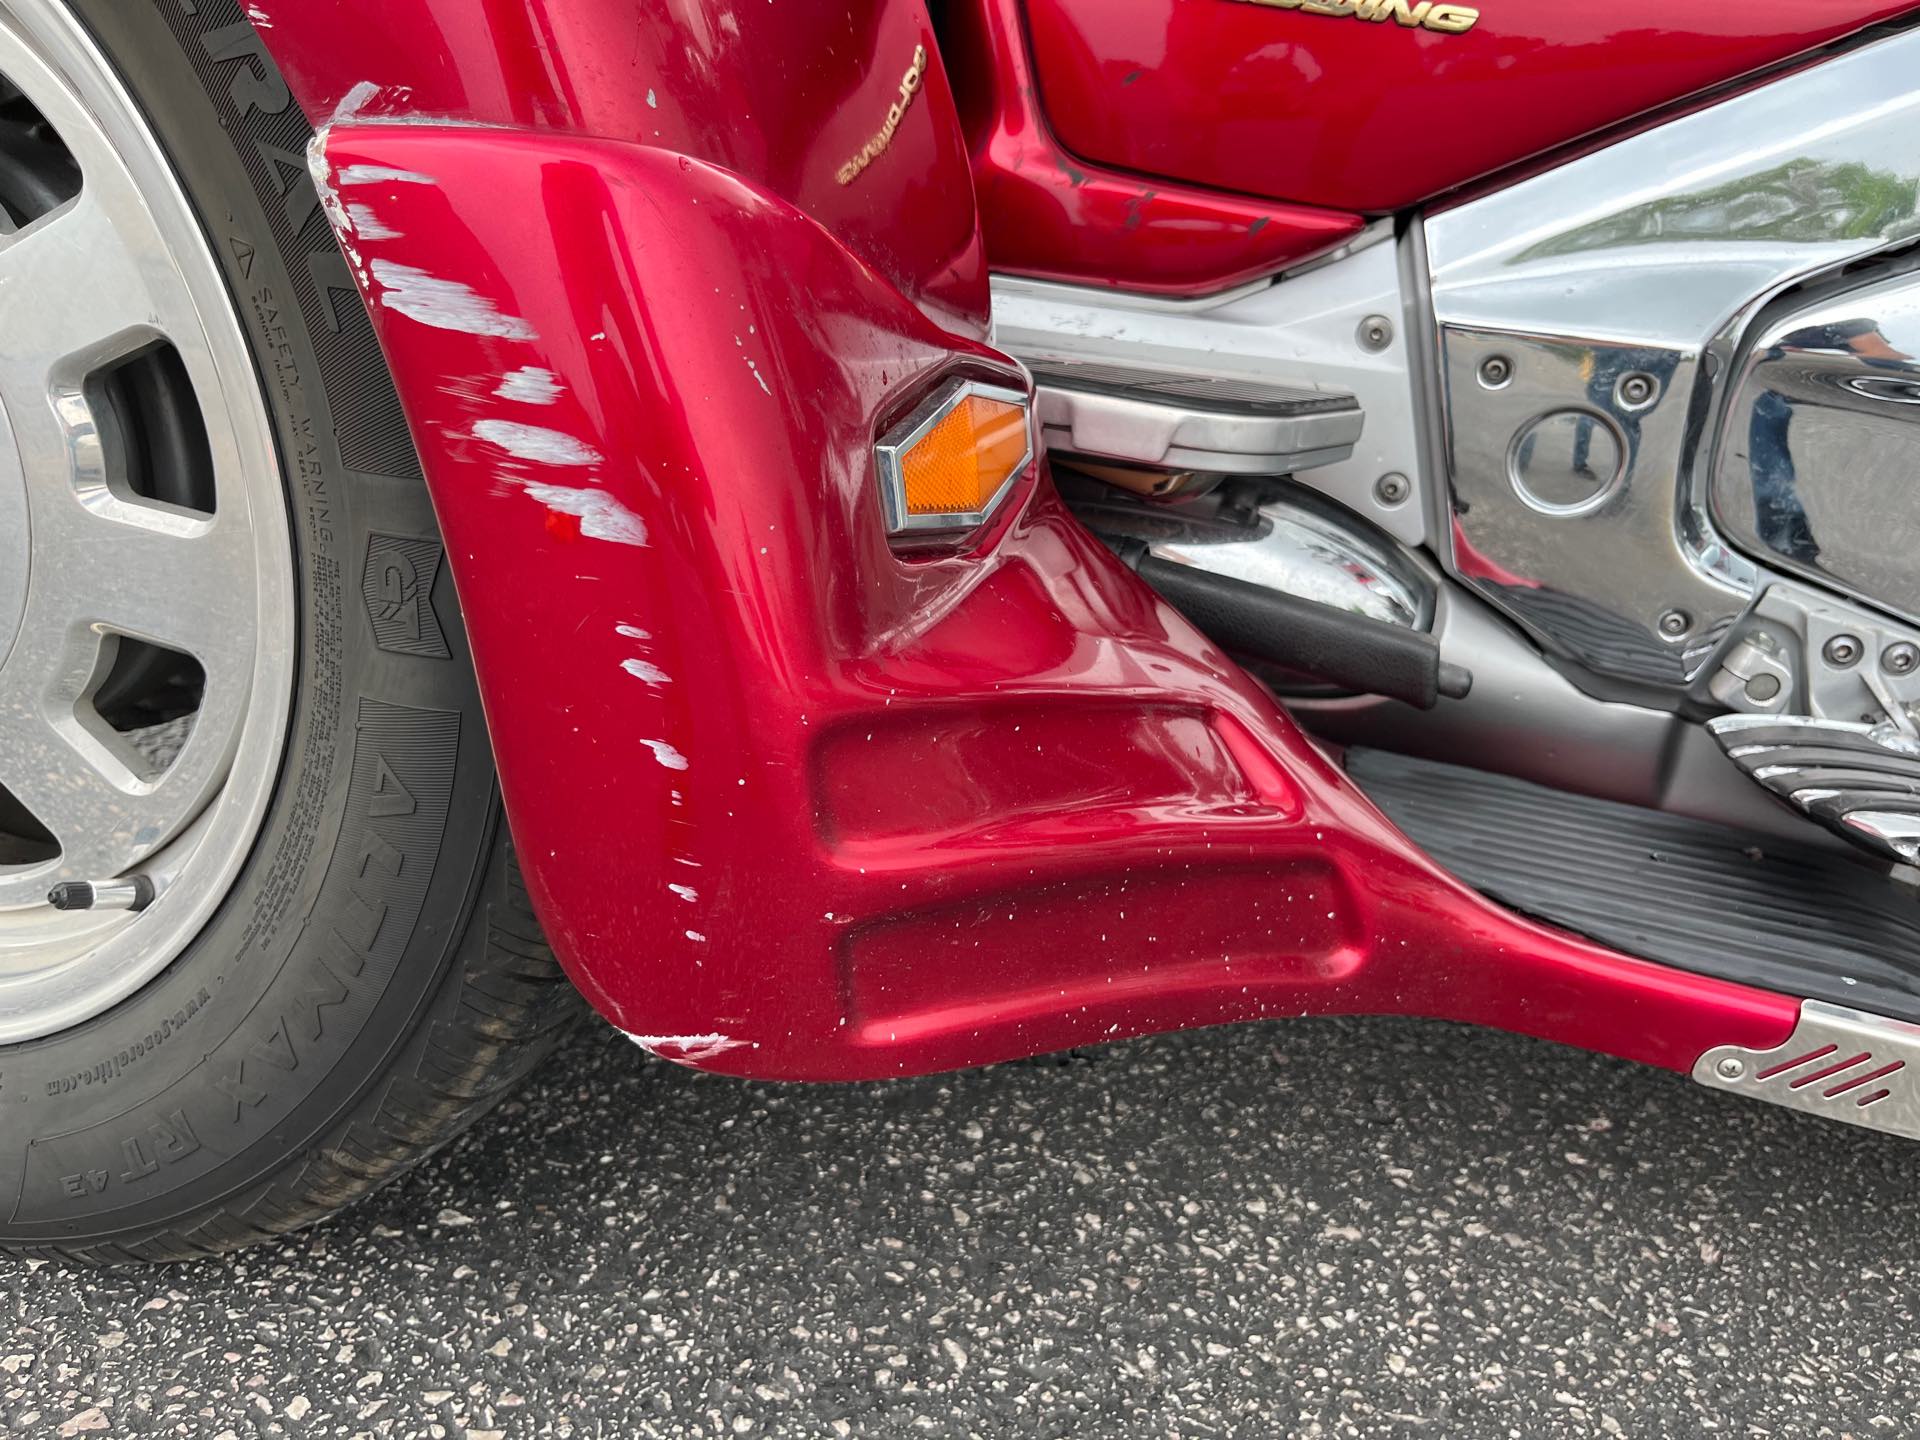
[[0, 1, 294, 1041]]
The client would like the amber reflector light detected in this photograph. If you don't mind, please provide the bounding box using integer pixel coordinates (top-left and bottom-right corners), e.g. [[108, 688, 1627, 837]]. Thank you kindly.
[[876, 380, 1032, 534]]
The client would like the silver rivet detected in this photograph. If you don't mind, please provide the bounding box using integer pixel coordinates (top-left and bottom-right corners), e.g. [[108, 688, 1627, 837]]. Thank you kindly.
[[1716, 1056, 1746, 1080], [1358, 315, 1395, 352], [1745, 673, 1782, 704], [1616, 372, 1659, 409], [1823, 634, 1863, 667], [1658, 609, 1691, 638], [1374, 473, 1410, 506], [1478, 355, 1513, 389], [1886, 642, 1919, 675]]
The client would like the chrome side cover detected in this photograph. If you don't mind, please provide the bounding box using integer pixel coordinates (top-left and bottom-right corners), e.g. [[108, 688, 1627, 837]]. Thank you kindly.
[[1712, 271, 1920, 624], [1426, 28, 1920, 688], [1696, 1001, 1920, 1144]]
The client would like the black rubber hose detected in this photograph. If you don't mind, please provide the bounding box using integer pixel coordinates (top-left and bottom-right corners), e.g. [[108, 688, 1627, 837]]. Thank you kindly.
[[1117, 544, 1470, 710]]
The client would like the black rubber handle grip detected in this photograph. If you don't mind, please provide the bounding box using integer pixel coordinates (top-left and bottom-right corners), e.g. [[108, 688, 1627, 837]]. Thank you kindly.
[[1126, 548, 1469, 710]]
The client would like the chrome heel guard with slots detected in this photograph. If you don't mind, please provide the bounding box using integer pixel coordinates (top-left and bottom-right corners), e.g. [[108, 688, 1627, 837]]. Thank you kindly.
[[1695, 1002, 1920, 1143], [1708, 713, 1920, 864]]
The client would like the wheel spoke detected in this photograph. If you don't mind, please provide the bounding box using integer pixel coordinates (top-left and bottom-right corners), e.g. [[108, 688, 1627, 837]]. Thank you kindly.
[[0, 501, 254, 906], [0, 696, 148, 890], [0, 191, 160, 378], [33, 503, 254, 671]]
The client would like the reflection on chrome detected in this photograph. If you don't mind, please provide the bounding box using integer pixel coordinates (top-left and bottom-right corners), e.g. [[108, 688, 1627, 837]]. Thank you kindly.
[[1713, 271, 1920, 624], [1425, 27, 1920, 689]]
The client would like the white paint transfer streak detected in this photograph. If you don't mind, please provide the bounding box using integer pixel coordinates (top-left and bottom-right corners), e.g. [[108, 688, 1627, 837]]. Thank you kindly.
[[473, 418, 602, 466], [245, 4, 273, 29], [685, 930, 708, 943], [346, 202, 401, 240], [333, 80, 383, 122], [667, 884, 699, 903], [514, 481, 647, 546], [337, 164, 435, 185], [624, 1032, 751, 1065], [494, 366, 563, 405], [370, 259, 537, 340], [640, 738, 689, 771], [305, 136, 352, 242], [620, 657, 671, 686], [615, 623, 650, 640]]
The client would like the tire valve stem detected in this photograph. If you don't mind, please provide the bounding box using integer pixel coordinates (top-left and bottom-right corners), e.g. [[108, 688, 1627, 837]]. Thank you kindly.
[[46, 876, 157, 913]]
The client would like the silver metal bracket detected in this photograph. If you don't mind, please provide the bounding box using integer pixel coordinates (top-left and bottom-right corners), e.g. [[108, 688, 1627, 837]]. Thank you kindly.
[[1028, 360, 1363, 476], [1695, 1001, 1920, 1142]]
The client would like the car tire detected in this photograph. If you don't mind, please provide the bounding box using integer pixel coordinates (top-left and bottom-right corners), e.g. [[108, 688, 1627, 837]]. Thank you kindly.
[[0, 0, 584, 1262]]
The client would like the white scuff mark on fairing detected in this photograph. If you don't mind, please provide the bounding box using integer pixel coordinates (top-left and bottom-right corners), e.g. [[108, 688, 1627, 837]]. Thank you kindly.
[[305, 137, 354, 248], [333, 80, 384, 122], [647, 89, 658, 109], [623, 1032, 752, 1065], [346, 202, 401, 240], [245, 4, 273, 29], [473, 418, 602, 465], [494, 366, 563, 405], [338, 163, 435, 185], [640, 738, 689, 770], [685, 930, 708, 943], [616, 623, 650, 640], [513, 481, 647, 546], [668, 884, 699, 903], [370, 259, 538, 340], [621, 657, 671, 685]]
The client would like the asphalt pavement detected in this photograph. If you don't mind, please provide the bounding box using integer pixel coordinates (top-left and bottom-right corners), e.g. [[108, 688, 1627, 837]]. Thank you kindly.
[[4, 1014, 1916, 1438]]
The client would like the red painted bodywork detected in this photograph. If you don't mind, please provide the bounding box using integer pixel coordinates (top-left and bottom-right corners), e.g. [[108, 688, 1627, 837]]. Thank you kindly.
[[1024, 0, 1920, 213], [940, 0, 1364, 295], [260, 0, 989, 335], [256, 0, 1806, 1081]]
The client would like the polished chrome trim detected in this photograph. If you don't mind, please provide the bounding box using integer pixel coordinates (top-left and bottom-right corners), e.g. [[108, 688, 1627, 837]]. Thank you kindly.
[[1708, 709, 1920, 863], [1068, 481, 1431, 630], [1711, 268, 1920, 625], [874, 379, 1033, 535], [1153, 494, 1426, 629], [1427, 30, 1920, 347], [1031, 365, 1363, 475], [1425, 28, 1920, 689], [1696, 1001, 1920, 1144]]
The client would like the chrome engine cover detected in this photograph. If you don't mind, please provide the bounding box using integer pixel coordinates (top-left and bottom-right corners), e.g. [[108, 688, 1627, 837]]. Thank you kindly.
[[1712, 271, 1920, 625], [1424, 27, 1920, 691]]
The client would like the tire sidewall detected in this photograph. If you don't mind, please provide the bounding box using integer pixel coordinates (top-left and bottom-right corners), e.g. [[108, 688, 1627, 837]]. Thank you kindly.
[[0, 0, 497, 1244]]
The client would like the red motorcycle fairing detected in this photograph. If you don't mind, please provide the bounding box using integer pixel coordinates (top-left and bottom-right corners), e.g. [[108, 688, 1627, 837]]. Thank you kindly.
[[255, 0, 988, 336], [938, 0, 1365, 296], [260, 0, 1799, 1078], [1023, 0, 1920, 214]]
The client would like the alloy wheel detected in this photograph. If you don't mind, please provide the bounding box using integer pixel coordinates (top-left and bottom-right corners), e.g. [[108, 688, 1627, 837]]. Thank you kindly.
[[0, 0, 294, 1042]]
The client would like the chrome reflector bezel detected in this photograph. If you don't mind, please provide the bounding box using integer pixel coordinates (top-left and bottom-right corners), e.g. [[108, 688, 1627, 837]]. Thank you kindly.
[[874, 378, 1034, 535]]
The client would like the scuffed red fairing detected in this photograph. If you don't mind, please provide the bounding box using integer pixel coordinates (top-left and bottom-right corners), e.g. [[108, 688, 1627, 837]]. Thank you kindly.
[[249, 0, 1803, 1080]]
